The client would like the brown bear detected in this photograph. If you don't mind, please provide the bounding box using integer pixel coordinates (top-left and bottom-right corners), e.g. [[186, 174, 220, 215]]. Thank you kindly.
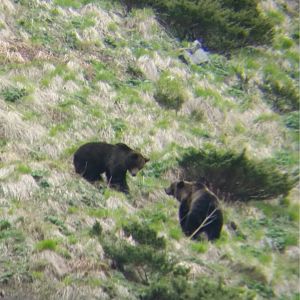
[[73, 142, 149, 193], [165, 180, 223, 240]]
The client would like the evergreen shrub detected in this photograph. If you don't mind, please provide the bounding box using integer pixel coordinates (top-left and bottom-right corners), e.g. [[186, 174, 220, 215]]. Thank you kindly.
[[121, 0, 274, 52], [178, 147, 296, 201]]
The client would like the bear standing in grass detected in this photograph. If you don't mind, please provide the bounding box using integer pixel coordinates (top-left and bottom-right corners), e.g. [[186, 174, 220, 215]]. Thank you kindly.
[[73, 142, 149, 193], [165, 180, 223, 240]]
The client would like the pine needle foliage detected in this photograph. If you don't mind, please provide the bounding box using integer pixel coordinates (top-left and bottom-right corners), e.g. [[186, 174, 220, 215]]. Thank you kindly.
[[123, 221, 166, 249], [179, 147, 296, 202], [122, 0, 274, 52]]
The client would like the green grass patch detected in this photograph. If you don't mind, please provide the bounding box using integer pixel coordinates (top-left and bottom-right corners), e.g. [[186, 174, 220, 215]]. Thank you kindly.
[[71, 15, 96, 30], [87, 208, 109, 218], [239, 245, 272, 265], [41, 64, 77, 87], [116, 85, 142, 104], [89, 60, 117, 83], [254, 113, 280, 123], [35, 239, 59, 252], [49, 122, 72, 137], [154, 71, 186, 111], [54, 0, 83, 9], [44, 215, 69, 235], [261, 64, 299, 113], [195, 86, 235, 111], [190, 241, 208, 253], [67, 206, 79, 214], [15, 164, 32, 174], [168, 226, 182, 240]]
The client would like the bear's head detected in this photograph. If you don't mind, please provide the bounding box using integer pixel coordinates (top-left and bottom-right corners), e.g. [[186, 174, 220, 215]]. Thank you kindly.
[[126, 152, 149, 177], [165, 180, 207, 202]]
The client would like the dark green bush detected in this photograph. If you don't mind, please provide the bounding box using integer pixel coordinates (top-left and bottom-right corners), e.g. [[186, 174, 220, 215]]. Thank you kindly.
[[141, 277, 254, 300], [0, 86, 28, 102], [123, 221, 166, 249], [103, 221, 253, 298], [284, 111, 299, 130], [90, 221, 103, 237], [0, 220, 11, 231], [102, 220, 183, 285], [103, 221, 169, 274], [102, 238, 175, 280], [178, 147, 296, 202], [103, 235, 253, 299], [121, 0, 274, 52], [141, 276, 189, 300]]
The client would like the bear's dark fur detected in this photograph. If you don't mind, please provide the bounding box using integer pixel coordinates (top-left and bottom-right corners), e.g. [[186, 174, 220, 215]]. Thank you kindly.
[[165, 180, 223, 240], [73, 142, 149, 193]]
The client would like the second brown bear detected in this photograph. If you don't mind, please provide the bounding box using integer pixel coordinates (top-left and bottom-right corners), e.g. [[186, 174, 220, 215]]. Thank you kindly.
[[165, 180, 223, 240]]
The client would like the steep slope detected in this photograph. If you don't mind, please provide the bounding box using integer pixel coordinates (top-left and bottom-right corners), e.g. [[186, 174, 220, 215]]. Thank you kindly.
[[0, 0, 299, 299]]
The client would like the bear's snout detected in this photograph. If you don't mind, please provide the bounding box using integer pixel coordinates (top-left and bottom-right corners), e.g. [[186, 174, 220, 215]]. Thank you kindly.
[[129, 167, 139, 176]]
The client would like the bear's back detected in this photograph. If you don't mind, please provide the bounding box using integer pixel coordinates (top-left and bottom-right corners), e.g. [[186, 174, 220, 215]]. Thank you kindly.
[[190, 190, 219, 214], [184, 190, 223, 240], [73, 142, 114, 174]]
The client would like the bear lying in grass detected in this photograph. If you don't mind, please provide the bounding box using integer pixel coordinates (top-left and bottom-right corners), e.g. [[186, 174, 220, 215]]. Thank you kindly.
[[73, 142, 149, 193], [165, 180, 223, 240]]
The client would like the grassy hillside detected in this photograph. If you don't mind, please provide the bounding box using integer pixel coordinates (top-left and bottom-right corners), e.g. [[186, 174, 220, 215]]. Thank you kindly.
[[0, 0, 299, 299]]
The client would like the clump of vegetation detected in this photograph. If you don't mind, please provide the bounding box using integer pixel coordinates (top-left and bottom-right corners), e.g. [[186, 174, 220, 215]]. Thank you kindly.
[[126, 64, 146, 85], [123, 220, 166, 249], [35, 239, 58, 252], [179, 147, 296, 201], [284, 111, 299, 130], [141, 277, 254, 300], [65, 31, 82, 50], [90, 221, 103, 237], [261, 74, 299, 113], [0, 220, 11, 231], [102, 237, 174, 284], [0, 86, 28, 102], [122, 0, 274, 52], [102, 221, 181, 283], [44, 216, 70, 235], [154, 71, 186, 110], [103, 221, 251, 299]]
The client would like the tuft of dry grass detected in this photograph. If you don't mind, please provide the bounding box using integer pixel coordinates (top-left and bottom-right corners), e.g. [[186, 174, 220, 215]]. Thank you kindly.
[[0, 40, 54, 63], [0, 109, 45, 143], [2, 174, 39, 200], [137, 55, 159, 81]]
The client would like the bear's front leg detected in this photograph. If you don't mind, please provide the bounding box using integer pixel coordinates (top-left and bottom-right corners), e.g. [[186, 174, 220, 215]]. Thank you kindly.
[[106, 170, 129, 194]]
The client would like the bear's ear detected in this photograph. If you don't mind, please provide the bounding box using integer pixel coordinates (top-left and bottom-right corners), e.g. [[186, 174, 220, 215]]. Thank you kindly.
[[195, 181, 205, 189], [177, 181, 185, 189], [199, 176, 209, 186], [130, 153, 139, 160]]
